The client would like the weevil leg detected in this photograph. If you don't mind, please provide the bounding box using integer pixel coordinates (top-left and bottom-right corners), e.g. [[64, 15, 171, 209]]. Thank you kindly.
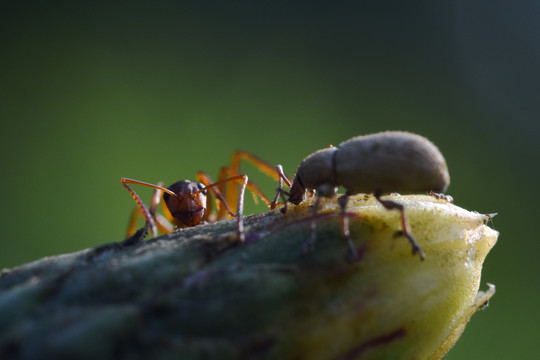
[[429, 190, 454, 203], [338, 194, 358, 260], [302, 195, 321, 253], [374, 191, 425, 260]]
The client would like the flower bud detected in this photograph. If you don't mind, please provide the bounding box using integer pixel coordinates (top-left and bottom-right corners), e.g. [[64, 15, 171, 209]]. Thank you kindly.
[[260, 194, 498, 359]]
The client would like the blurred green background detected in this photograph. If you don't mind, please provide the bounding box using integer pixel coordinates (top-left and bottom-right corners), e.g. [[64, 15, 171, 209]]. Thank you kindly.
[[1, 1, 538, 359]]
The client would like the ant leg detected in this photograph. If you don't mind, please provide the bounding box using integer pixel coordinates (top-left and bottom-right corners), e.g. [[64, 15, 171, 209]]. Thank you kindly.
[[126, 182, 167, 238], [228, 151, 293, 210], [122, 178, 177, 238], [272, 165, 293, 211], [272, 168, 284, 209], [126, 205, 174, 238], [149, 182, 165, 216], [121, 178, 158, 238], [126, 206, 143, 238], [127, 206, 174, 237], [236, 175, 248, 241], [229, 150, 290, 182], [197, 172, 232, 221], [154, 213, 175, 233], [194, 174, 249, 242], [198, 171, 267, 221], [213, 167, 273, 219], [338, 194, 357, 260], [275, 164, 293, 187], [195, 173, 216, 223], [374, 191, 425, 260], [150, 182, 175, 233], [303, 195, 321, 253]]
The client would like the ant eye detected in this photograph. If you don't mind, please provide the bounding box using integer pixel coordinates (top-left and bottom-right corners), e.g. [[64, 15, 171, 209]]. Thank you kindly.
[[163, 192, 170, 201], [197, 183, 208, 195]]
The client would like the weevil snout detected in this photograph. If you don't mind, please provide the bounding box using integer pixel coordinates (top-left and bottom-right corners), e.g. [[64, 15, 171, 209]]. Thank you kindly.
[[288, 175, 306, 205]]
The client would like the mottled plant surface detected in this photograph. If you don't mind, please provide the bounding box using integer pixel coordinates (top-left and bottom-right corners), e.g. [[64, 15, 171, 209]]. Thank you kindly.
[[0, 195, 497, 360]]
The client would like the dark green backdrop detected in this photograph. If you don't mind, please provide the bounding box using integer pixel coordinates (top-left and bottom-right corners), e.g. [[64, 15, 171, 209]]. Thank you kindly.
[[1, 1, 538, 359]]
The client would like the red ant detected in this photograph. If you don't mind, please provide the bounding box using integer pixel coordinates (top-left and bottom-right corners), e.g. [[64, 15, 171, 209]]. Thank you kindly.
[[121, 152, 291, 242]]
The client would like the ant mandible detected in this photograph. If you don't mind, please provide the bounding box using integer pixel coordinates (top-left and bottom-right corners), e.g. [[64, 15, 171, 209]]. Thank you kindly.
[[121, 166, 274, 242]]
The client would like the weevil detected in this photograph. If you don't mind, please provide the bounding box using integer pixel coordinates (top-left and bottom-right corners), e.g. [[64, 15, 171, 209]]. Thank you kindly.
[[121, 170, 272, 242], [270, 131, 451, 260]]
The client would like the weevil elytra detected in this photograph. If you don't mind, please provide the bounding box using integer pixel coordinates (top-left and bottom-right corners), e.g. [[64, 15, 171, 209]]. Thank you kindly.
[[271, 131, 451, 260]]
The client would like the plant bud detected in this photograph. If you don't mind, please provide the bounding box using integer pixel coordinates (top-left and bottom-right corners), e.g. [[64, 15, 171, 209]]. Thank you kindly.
[[0, 195, 497, 360], [258, 194, 498, 359]]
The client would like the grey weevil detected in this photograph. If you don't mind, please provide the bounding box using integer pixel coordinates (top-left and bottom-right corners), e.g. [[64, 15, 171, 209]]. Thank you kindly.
[[272, 131, 451, 260]]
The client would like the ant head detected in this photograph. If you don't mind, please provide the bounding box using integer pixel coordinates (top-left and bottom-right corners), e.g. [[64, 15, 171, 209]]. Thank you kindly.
[[163, 180, 208, 227]]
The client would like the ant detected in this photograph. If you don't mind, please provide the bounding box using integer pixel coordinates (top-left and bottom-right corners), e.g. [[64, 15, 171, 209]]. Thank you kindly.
[[121, 165, 274, 242]]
